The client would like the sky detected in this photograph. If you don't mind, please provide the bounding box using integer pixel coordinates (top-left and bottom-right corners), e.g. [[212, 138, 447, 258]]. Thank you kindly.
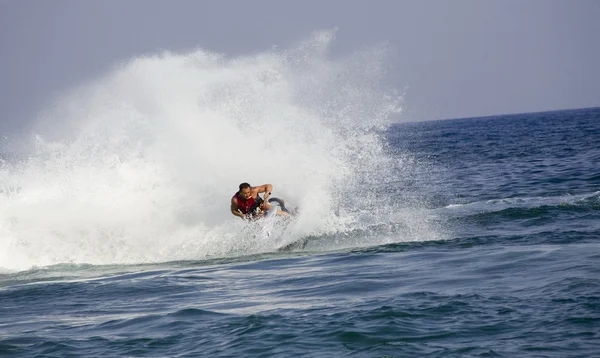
[[1, 0, 599, 134]]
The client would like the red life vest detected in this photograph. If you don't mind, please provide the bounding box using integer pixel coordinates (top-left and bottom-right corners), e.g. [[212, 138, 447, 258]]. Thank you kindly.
[[233, 192, 260, 214]]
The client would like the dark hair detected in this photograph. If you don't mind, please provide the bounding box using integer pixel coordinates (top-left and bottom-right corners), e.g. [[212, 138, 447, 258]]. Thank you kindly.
[[239, 182, 251, 191]]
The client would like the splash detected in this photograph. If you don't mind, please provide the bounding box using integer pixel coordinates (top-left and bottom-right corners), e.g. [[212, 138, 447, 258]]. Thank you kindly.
[[0, 30, 434, 271]]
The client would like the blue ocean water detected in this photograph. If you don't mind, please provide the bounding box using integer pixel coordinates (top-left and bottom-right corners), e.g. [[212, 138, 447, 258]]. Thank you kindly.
[[1, 107, 598, 357]]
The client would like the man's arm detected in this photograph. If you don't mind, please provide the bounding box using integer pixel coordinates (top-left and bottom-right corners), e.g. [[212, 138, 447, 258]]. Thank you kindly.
[[253, 184, 274, 200], [231, 197, 246, 219]]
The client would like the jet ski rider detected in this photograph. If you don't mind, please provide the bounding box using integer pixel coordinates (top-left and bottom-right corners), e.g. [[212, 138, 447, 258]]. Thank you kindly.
[[231, 182, 278, 220]]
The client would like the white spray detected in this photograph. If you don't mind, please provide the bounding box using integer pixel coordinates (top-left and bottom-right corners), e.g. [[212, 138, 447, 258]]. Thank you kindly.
[[0, 31, 438, 271]]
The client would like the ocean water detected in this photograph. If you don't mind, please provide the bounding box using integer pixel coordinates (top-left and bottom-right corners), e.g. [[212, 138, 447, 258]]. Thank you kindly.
[[1, 33, 599, 357]]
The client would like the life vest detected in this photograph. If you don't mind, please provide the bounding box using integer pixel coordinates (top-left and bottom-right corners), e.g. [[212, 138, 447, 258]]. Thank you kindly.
[[233, 192, 262, 214]]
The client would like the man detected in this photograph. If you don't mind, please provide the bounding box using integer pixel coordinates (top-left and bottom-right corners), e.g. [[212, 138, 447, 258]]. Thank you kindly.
[[231, 182, 286, 220]]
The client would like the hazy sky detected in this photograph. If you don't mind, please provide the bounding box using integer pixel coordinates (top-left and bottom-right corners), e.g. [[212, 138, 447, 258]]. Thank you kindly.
[[1, 0, 599, 134]]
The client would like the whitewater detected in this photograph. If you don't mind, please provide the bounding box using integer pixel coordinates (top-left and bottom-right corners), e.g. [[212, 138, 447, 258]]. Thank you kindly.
[[0, 31, 442, 271]]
